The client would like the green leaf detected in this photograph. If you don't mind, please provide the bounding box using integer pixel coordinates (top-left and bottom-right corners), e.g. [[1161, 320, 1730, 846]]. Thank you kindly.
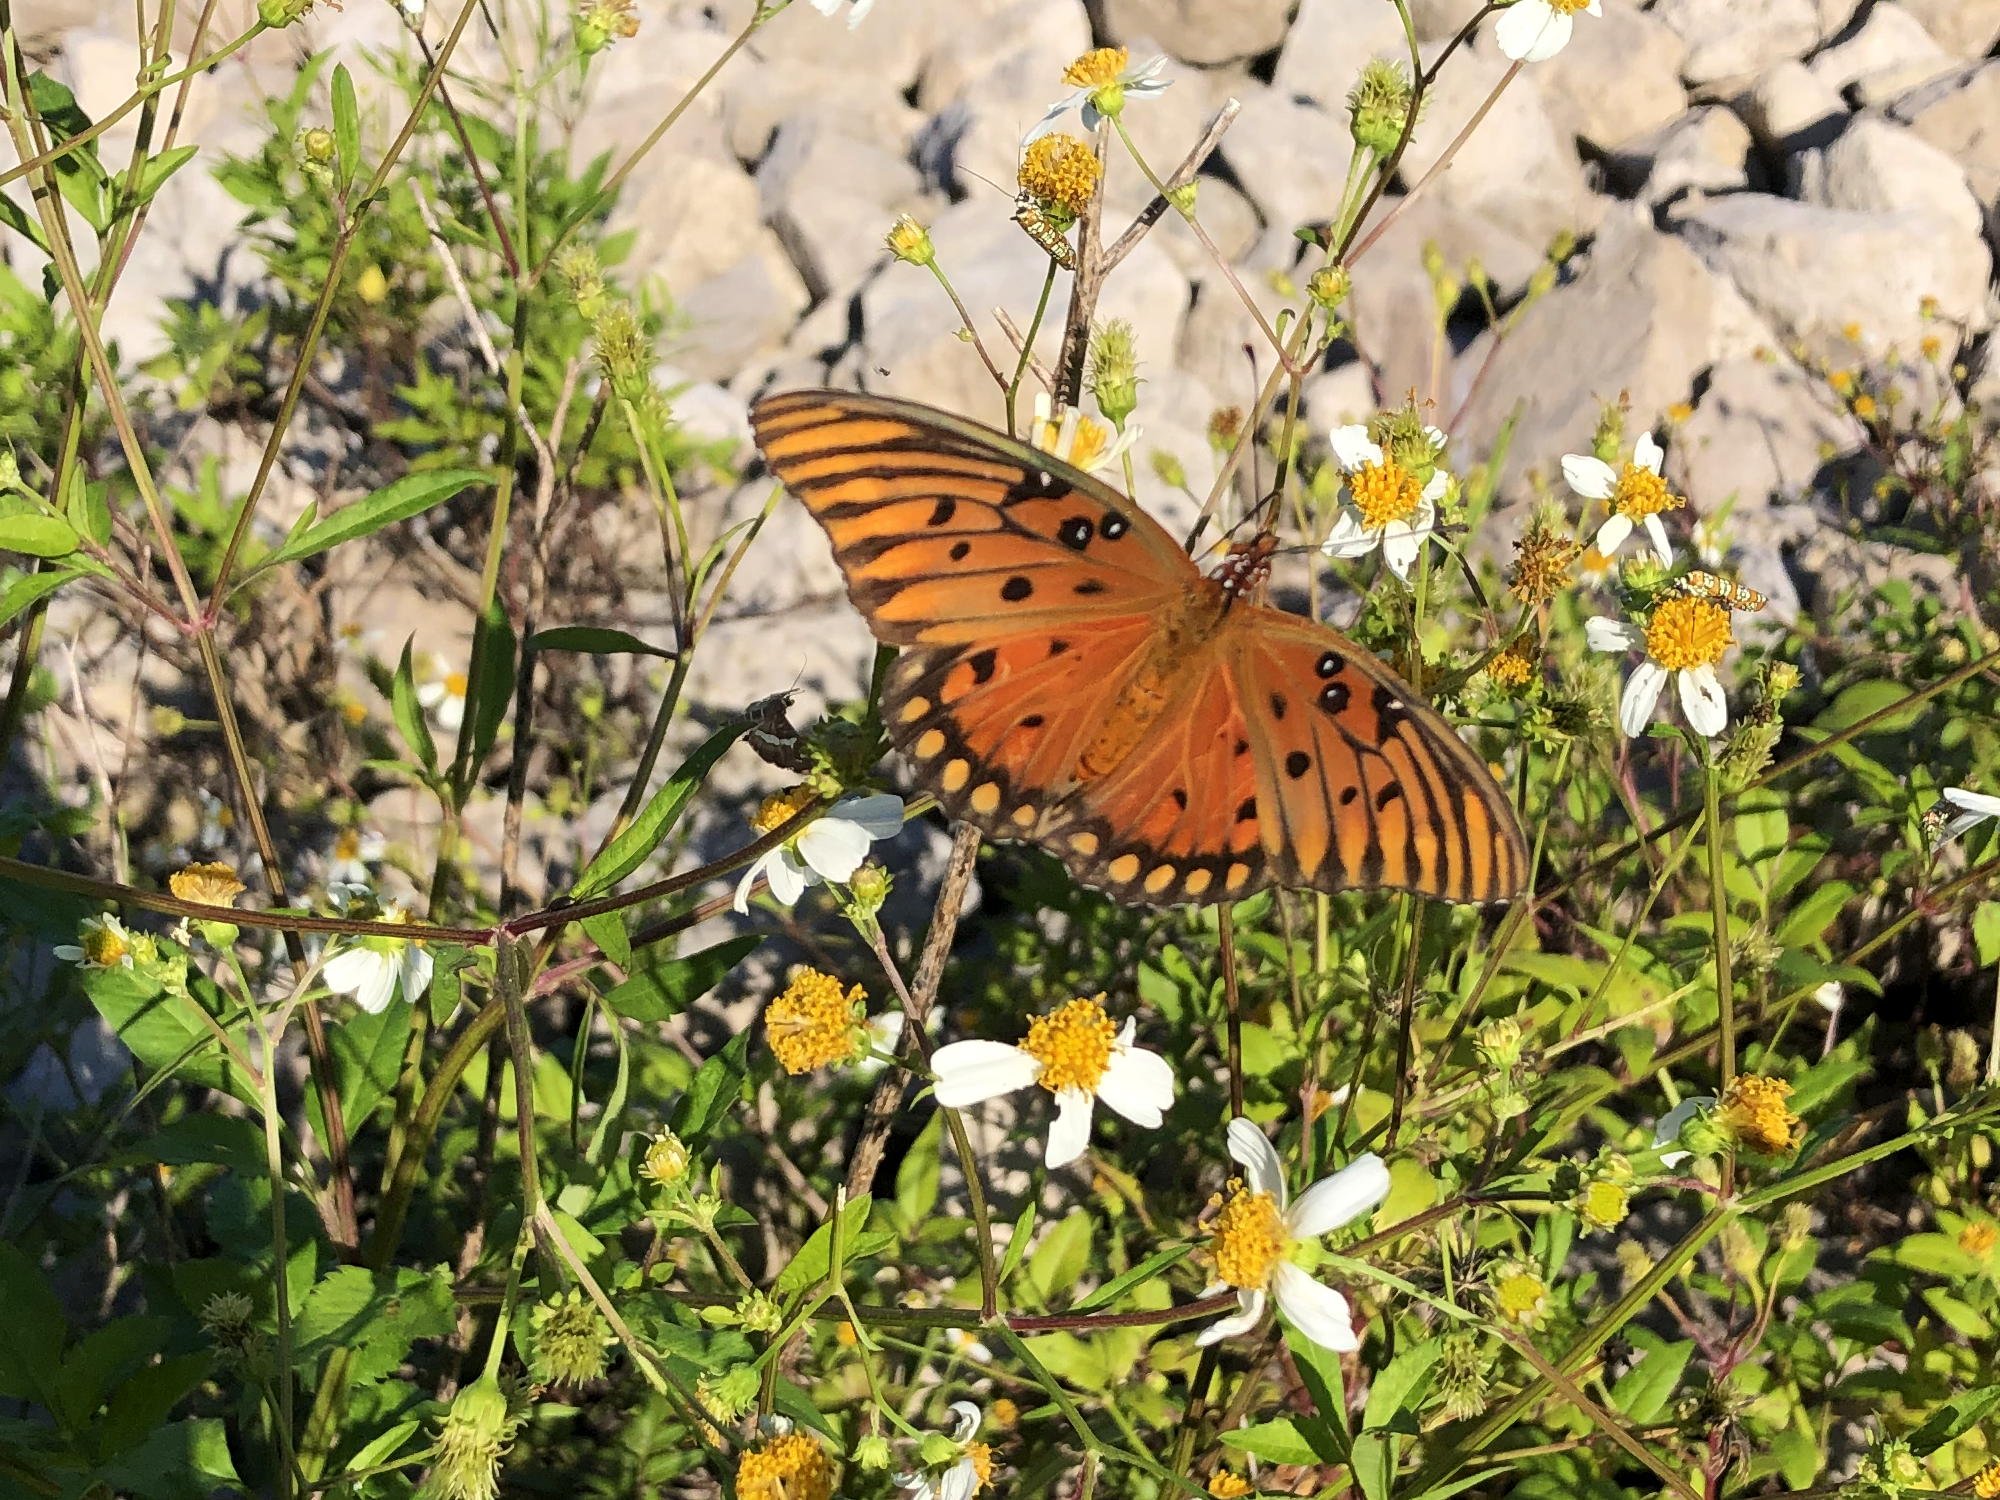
[[1908, 1384, 2000, 1454], [892, 1111, 942, 1234], [461, 597, 517, 788], [54, 1316, 168, 1430], [1223, 1418, 1321, 1466], [88, 1417, 241, 1498], [292, 1265, 456, 1385], [0, 1242, 66, 1407], [307, 999, 412, 1141], [84, 965, 258, 1108], [106, 1113, 264, 1175], [1069, 1244, 1191, 1314], [1609, 1335, 1693, 1423], [1024, 1211, 1092, 1308], [582, 908, 631, 969], [1364, 1337, 1441, 1431], [0, 501, 79, 559], [331, 64, 360, 191], [775, 1194, 883, 1297], [1814, 678, 1923, 735], [133, 144, 199, 206], [996, 1200, 1037, 1290], [671, 1029, 752, 1143], [0, 565, 80, 629], [600, 935, 759, 1023], [1352, 1431, 1395, 1500], [531, 624, 678, 659], [571, 722, 747, 898], [1774, 880, 1856, 948], [391, 637, 438, 774], [264, 468, 483, 570]]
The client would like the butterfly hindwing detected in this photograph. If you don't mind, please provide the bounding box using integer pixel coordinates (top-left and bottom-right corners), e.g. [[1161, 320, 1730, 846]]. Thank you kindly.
[[751, 390, 1195, 648]]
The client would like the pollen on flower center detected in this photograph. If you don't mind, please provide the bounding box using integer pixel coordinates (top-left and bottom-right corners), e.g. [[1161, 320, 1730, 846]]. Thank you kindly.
[[1210, 1183, 1292, 1291], [1063, 44, 1128, 88], [967, 1441, 994, 1492], [1018, 133, 1101, 218], [766, 968, 867, 1075], [1349, 458, 1422, 530], [1546, 0, 1593, 14], [1643, 596, 1732, 671], [1020, 995, 1118, 1093], [443, 671, 469, 697], [83, 923, 130, 968], [752, 784, 818, 836], [735, 1432, 834, 1500], [1066, 415, 1113, 470], [1717, 1074, 1803, 1154], [1611, 463, 1681, 519]]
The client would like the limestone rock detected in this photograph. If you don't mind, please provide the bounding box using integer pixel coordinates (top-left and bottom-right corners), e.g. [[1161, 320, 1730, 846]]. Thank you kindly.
[[1220, 91, 1357, 236], [1894, 0, 2000, 59], [758, 114, 926, 301], [1794, 116, 1984, 242], [674, 238, 815, 384], [1093, 0, 1294, 65], [1740, 60, 1847, 154], [1666, 355, 1858, 522], [1887, 61, 2000, 208], [1808, 3, 1952, 103], [1652, 0, 1822, 88], [1670, 193, 1992, 354], [1536, 0, 1689, 151], [1272, 0, 1411, 105], [1607, 105, 1756, 206]]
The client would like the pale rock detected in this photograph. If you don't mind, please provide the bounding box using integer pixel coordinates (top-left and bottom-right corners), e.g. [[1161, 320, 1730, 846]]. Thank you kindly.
[[1094, 0, 1294, 64], [1794, 117, 1984, 242], [1089, 65, 1251, 230], [1450, 208, 1722, 463], [597, 140, 761, 293], [1406, 0, 1485, 44], [1887, 61, 2000, 208], [1740, 60, 1847, 154], [1219, 91, 1356, 236], [757, 114, 926, 301], [914, 0, 1095, 202], [1652, 0, 1821, 88], [684, 599, 880, 728], [1807, 3, 1951, 100], [673, 237, 814, 383], [659, 369, 753, 450], [1272, 0, 1411, 104], [16, 0, 99, 45], [748, 0, 1026, 94], [1607, 105, 1755, 206], [720, 61, 924, 164], [1536, 0, 1688, 152], [1894, 0, 2000, 59], [1172, 229, 1302, 404], [1147, 175, 1263, 284], [1670, 194, 1992, 352], [855, 195, 1191, 430], [1301, 359, 1383, 431], [1342, 192, 1486, 406], [1666, 355, 1857, 521]]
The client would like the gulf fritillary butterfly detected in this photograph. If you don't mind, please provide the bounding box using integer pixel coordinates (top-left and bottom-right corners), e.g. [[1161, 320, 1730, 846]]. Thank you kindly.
[[749, 390, 1529, 907]]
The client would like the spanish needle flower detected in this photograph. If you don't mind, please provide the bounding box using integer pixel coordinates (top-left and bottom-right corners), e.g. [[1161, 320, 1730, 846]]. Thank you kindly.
[[809, 0, 875, 25], [1196, 1118, 1390, 1353], [1494, 0, 1601, 61], [1028, 46, 1170, 140], [1030, 393, 1140, 476], [898, 1401, 994, 1500], [1587, 593, 1733, 739], [322, 892, 433, 1016], [1933, 787, 2000, 848], [1563, 432, 1681, 564], [930, 995, 1173, 1168], [765, 968, 871, 1074], [55, 914, 135, 971], [1321, 423, 1449, 582], [736, 1415, 836, 1500], [733, 789, 905, 913]]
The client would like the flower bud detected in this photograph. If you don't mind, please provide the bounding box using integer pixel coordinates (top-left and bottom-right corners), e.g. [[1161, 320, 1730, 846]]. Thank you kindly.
[[1347, 59, 1416, 159], [1088, 319, 1141, 426], [885, 214, 935, 268], [1307, 263, 1351, 313]]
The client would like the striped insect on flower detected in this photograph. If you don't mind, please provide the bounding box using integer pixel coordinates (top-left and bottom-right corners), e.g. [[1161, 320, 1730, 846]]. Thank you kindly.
[[1677, 570, 1767, 613]]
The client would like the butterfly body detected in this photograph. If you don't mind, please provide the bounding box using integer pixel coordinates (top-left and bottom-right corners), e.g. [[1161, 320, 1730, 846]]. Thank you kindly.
[[751, 390, 1529, 907]]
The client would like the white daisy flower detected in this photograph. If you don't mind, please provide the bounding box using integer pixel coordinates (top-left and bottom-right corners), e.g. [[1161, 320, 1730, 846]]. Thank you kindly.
[[1586, 593, 1733, 740], [1652, 1095, 1716, 1168], [929, 994, 1174, 1169], [1561, 432, 1682, 566], [808, 0, 875, 25], [55, 914, 136, 971], [1321, 423, 1450, 582], [417, 670, 467, 733], [897, 1401, 994, 1500], [196, 788, 236, 852], [1027, 46, 1171, 141], [321, 900, 433, 1016], [1197, 1118, 1391, 1354], [1932, 787, 2000, 848], [1494, 0, 1602, 61], [733, 789, 905, 913], [328, 827, 386, 886], [944, 1326, 994, 1366], [1030, 393, 1141, 476]]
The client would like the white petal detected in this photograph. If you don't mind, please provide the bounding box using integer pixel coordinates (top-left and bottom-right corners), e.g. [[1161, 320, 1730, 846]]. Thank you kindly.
[[1678, 664, 1728, 738], [795, 818, 872, 883], [1194, 1289, 1266, 1347], [1272, 1262, 1360, 1352], [946, 1402, 981, 1441], [53, 944, 83, 961], [1095, 1044, 1175, 1127], [1321, 511, 1380, 559], [1328, 425, 1382, 472], [1585, 617, 1644, 653], [1561, 453, 1617, 500], [1495, 0, 1571, 60], [1128, 54, 1170, 84], [733, 849, 777, 914], [931, 1041, 1041, 1107], [1620, 661, 1667, 737], [1941, 788, 2000, 820], [322, 946, 383, 998], [401, 945, 435, 1002], [1225, 1117, 1287, 1207], [1633, 432, 1663, 473], [938, 1461, 979, 1500], [764, 850, 811, 906], [1287, 1153, 1391, 1237], [1420, 470, 1449, 503], [1594, 513, 1634, 556], [1653, 1094, 1715, 1167], [905, 1482, 937, 1500], [1381, 521, 1422, 580], [1643, 513, 1673, 565], [832, 792, 906, 840], [1046, 1088, 1096, 1167]]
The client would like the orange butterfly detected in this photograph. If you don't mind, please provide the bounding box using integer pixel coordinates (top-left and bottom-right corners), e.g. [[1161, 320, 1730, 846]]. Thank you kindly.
[[750, 391, 1529, 907]]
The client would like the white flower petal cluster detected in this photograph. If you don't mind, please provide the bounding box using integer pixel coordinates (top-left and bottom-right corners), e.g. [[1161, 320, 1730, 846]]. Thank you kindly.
[[1321, 424, 1449, 582], [734, 793, 905, 913], [1495, 0, 1601, 60]]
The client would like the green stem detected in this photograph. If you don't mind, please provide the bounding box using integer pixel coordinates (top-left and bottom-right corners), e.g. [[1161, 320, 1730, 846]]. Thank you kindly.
[[1006, 260, 1059, 437], [1705, 756, 1735, 1087]]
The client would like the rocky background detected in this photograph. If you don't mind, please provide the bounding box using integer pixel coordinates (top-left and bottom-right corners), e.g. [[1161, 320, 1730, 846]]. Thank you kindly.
[[6, 0, 1997, 913]]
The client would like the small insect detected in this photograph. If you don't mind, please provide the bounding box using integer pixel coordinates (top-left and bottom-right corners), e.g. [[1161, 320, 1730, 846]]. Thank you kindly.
[[1012, 193, 1076, 270], [1677, 570, 1767, 612]]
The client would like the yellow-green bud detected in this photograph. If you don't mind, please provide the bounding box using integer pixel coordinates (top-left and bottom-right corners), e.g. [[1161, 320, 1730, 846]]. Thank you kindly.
[[1764, 662, 1800, 701], [593, 302, 652, 408], [200, 1291, 256, 1344], [712, 1364, 760, 1412], [575, 0, 639, 54], [553, 244, 607, 322], [735, 1290, 782, 1335], [1347, 58, 1416, 160], [1087, 318, 1141, 426], [1779, 1202, 1812, 1253], [641, 1130, 691, 1190], [1150, 449, 1187, 489], [529, 1289, 612, 1387], [1589, 401, 1626, 464], [886, 214, 936, 268], [854, 1434, 892, 1471], [258, 0, 314, 26], [301, 127, 336, 165], [846, 861, 892, 917], [1474, 1015, 1524, 1070], [428, 1376, 525, 1500], [1307, 263, 1351, 312], [918, 1432, 960, 1466]]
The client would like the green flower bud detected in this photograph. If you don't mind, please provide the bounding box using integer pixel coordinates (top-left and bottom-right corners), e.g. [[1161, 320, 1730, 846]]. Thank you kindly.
[[854, 1433, 892, 1471], [1307, 263, 1351, 313], [886, 214, 935, 268], [1347, 59, 1416, 160]]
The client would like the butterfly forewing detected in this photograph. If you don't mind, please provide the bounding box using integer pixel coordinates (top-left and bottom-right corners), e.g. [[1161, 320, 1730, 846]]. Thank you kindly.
[[749, 389, 1530, 907]]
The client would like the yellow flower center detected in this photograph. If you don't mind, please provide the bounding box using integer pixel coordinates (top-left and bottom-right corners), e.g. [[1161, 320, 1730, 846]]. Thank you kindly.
[[334, 829, 361, 860], [752, 784, 818, 835], [442, 671, 469, 697], [1546, 0, 1593, 14], [1020, 996, 1118, 1093], [1210, 1183, 1292, 1291], [1209, 1473, 1254, 1499], [1348, 458, 1422, 530], [169, 861, 245, 906], [1717, 1074, 1802, 1155], [1610, 463, 1681, 520], [81, 922, 129, 968], [1486, 645, 1535, 690], [967, 1441, 994, 1492], [1959, 1223, 1997, 1257], [1973, 1461, 2000, 1500], [341, 699, 367, 725], [765, 968, 867, 1075], [640, 1131, 689, 1187], [1643, 595, 1733, 672], [1579, 1179, 1630, 1230], [1062, 45, 1128, 88], [735, 1433, 834, 1500], [989, 1398, 1018, 1429], [1494, 1269, 1547, 1325], [1017, 133, 1101, 217], [1037, 409, 1115, 470]]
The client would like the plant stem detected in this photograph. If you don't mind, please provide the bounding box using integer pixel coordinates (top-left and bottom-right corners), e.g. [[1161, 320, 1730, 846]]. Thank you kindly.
[[1007, 260, 1059, 437], [1705, 756, 1735, 1087]]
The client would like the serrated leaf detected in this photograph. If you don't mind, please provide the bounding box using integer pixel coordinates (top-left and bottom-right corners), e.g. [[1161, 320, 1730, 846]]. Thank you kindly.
[[775, 1194, 880, 1297], [84, 965, 257, 1108], [1908, 1384, 2000, 1454], [582, 909, 631, 969], [293, 1265, 456, 1385], [1364, 1337, 1441, 1432], [1609, 1337, 1692, 1423], [571, 722, 746, 898]]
